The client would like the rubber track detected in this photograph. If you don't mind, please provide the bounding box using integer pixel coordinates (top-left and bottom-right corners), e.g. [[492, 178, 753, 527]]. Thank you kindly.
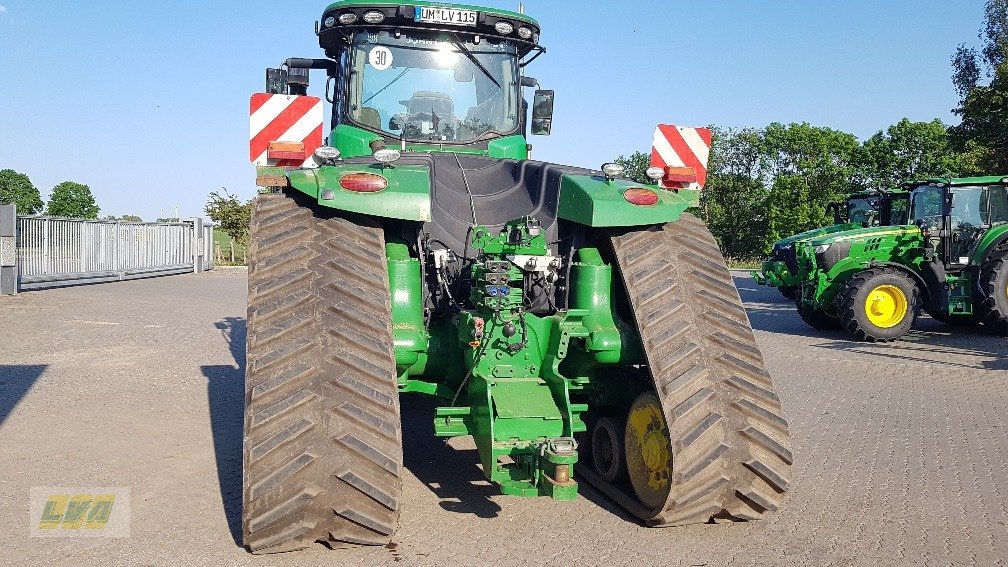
[[242, 192, 402, 553], [595, 213, 793, 526]]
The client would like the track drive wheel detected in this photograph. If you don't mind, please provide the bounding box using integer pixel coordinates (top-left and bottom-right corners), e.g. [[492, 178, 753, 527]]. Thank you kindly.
[[978, 246, 1008, 334], [242, 192, 402, 553], [836, 267, 919, 342]]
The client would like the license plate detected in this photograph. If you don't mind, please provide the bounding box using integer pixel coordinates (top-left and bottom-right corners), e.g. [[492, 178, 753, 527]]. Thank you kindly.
[[415, 6, 478, 27]]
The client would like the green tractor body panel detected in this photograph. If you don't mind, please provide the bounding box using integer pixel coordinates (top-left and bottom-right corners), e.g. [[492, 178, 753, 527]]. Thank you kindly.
[[795, 176, 1008, 338], [281, 160, 689, 226], [797, 225, 924, 314], [316, 163, 432, 221], [557, 175, 696, 227], [753, 224, 861, 288], [973, 224, 1008, 266], [753, 190, 910, 289]]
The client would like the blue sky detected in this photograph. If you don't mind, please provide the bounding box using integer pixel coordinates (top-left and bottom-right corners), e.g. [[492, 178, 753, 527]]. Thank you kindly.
[[0, 1, 987, 220]]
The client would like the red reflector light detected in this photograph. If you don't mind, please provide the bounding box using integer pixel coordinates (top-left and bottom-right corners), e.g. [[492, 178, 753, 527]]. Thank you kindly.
[[267, 140, 307, 161], [624, 188, 659, 206], [664, 166, 697, 183], [339, 172, 387, 193]]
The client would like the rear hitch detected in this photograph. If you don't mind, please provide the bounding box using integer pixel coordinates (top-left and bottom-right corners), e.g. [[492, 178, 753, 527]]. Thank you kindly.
[[537, 437, 578, 501]]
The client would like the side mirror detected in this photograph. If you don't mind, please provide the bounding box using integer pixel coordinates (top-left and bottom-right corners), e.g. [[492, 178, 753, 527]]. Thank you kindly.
[[530, 89, 554, 136], [266, 68, 288, 94], [520, 76, 538, 88], [389, 113, 405, 131]]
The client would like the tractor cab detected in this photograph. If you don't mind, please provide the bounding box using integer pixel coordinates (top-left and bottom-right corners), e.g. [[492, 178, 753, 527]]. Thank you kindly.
[[264, 2, 553, 159], [910, 178, 1008, 270]]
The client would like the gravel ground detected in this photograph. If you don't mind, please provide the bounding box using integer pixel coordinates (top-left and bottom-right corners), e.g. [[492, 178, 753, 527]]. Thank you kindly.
[[1, 268, 1006, 566]]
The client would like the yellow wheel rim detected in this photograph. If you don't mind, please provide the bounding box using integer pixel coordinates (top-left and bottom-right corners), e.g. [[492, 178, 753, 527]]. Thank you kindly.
[[864, 284, 908, 328], [625, 392, 672, 510]]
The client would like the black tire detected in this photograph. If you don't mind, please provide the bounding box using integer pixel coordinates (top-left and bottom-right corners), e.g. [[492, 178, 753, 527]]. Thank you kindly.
[[778, 286, 799, 301], [242, 192, 402, 553], [835, 267, 919, 342], [978, 246, 1008, 334], [591, 417, 627, 483], [609, 213, 792, 526], [796, 300, 843, 331]]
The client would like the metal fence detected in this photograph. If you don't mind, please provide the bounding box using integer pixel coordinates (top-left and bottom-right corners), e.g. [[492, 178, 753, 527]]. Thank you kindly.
[[0, 204, 213, 293]]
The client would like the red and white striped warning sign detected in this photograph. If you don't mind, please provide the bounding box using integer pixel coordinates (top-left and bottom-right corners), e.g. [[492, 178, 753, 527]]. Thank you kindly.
[[650, 124, 712, 191], [249, 93, 324, 167]]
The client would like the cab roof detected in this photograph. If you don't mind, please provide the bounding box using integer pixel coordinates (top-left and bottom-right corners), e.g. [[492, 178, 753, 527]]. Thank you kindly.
[[324, 1, 540, 27], [320, 1, 542, 56], [911, 175, 1008, 187]]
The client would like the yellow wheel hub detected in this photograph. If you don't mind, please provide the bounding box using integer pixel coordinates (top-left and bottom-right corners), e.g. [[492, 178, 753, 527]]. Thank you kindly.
[[864, 284, 908, 328], [625, 392, 672, 510]]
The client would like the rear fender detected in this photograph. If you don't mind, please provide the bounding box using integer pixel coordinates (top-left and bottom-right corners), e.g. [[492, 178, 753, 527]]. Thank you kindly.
[[972, 226, 1008, 267], [288, 163, 432, 222], [557, 173, 694, 227], [871, 261, 938, 309]]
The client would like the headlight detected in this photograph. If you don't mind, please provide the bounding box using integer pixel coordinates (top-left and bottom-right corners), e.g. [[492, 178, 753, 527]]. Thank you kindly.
[[517, 26, 532, 39], [494, 21, 514, 35], [373, 148, 401, 164], [645, 166, 665, 182], [812, 244, 831, 254], [362, 10, 385, 24], [338, 12, 358, 24], [601, 163, 624, 178], [323, 15, 336, 27], [314, 146, 341, 162]]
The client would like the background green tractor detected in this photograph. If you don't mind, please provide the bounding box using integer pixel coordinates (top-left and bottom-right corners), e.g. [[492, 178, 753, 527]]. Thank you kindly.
[[241, 0, 793, 554], [795, 176, 1008, 341], [753, 190, 910, 300]]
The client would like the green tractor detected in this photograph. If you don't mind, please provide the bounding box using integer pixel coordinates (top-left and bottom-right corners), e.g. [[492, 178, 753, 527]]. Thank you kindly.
[[795, 176, 1008, 341], [242, 0, 792, 553], [753, 190, 910, 300]]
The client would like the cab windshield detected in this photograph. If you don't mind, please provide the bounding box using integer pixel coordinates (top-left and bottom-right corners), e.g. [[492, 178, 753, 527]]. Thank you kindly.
[[847, 196, 880, 226], [348, 31, 520, 143], [911, 185, 945, 228]]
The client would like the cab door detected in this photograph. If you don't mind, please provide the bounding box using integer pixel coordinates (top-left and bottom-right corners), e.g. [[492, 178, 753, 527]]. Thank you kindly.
[[947, 186, 987, 267]]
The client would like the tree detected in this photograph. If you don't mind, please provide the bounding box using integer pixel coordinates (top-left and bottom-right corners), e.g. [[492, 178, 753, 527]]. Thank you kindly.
[[701, 126, 773, 261], [46, 181, 99, 218], [950, 0, 1008, 171], [856, 119, 980, 191], [614, 151, 652, 184], [0, 169, 44, 214], [205, 189, 251, 264], [119, 214, 143, 222], [952, 64, 1008, 172]]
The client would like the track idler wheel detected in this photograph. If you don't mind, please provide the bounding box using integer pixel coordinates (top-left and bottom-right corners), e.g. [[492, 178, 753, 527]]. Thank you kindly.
[[591, 417, 628, 483]]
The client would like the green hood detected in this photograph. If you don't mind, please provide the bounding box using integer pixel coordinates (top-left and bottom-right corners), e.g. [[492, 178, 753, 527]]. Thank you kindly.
[[806, 224, 918, 247], [775, 223, 859, 247]]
